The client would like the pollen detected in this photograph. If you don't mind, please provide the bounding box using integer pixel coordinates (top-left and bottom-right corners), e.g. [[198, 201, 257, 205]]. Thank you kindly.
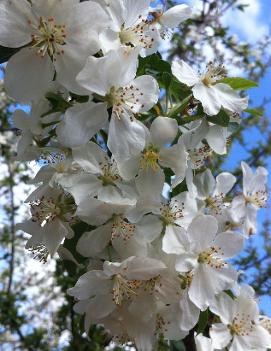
[[29, 16, 67, 59]]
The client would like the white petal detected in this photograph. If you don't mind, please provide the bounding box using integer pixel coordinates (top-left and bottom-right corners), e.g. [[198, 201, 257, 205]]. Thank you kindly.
[[213, 231, 244, 258], [0, 0, 32, 47], [76, 223, 112, 257], [206, 125, 228, 155], [123, 0, 150, 28], [173, 191, 198, 229], [192, 83, 221, 116], [76, 198, 114, 226], [193, 169, 216, 199], [135, 214, 162, 243], [59, 173, 102, 204], [150, 116, 179, 147], [179, 292, 200, 331], [210, 324, 232, 349], [135, 167, 165, 199], [160, 4, 192, 28], [32, 0, 80, 18], [67, 270, 111, 300], [43, 219, 71, 256], [175, 253, 198, 272], [210, 293, 235, 324], [160, 143, 188, 188], [214, 83, 248, 114], [189, 264, 238, 309], [116, 156, 140, 180], [5, 48, 54, 103], [214, 172, 236, 196], [172, 60, 200, 87], [99, 29, 121, 54], [187, 215, 218, 252], [130, 75, 159, 112], [124, 256, 166, 280], [195, 334, 214, 351], [57, 102, 108, 148], [162, 225, 187, 254], [72, 141, 107, 174], [77, 48, 139, 95], [108, 112, 147, 160]]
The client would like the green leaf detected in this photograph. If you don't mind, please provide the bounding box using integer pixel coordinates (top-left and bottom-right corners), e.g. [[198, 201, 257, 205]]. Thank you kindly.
[[0, 45, 20, 64], [196, 309, 209, 334], [137, 53, 171, 77], [244, 108, 263, 117], [207, 109, 230, 127], [220, 77, 258, 90], [162, 72, 172, 90], [168, 94, 192, 118], [45, 92, 72, 113]]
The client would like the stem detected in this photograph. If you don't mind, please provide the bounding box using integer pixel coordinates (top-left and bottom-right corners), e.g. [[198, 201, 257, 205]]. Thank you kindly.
[[7, 162, 15, 295], [167, 94, 192, 118]]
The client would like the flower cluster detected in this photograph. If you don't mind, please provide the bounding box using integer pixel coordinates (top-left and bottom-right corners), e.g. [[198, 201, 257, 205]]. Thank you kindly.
[[1, 0, 270, 350]]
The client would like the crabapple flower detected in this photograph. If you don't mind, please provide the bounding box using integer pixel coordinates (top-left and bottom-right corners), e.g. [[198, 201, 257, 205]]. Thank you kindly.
[[17, 187, 75, 257], [172, 60, 248, 115], [173, 215, 244, 309], [68, 256, 166, 322], [209, 288, 271, 350], [58, 142, 136, 205], [117, 116, 187, 188], [77, 48, 159, 160], [230, 161, 268, 236], [98, 0, 160, 55], [0, 0, 108, 102], [76, 213, 162, 260], [194, 169, 236, 214]]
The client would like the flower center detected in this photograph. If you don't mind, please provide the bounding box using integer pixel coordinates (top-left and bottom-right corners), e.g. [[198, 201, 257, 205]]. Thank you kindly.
[[201, 62, 227, 86], [106, 85, 145, 120], [228, 314, 254, 336], [29, 16, 67, 59], [111, 216, 136, 241], [198, 246, 225, 269], [205, 193, 225, 214], [188, 144, 212, 169], [119, 17, 155, 49], [99, 160, 121, 186], [30, 197, 61, 225], [112, 274, 142, 305], [140, 145, 160, 171], [244, 190, 267, 208], [160, 200, 184, 225]]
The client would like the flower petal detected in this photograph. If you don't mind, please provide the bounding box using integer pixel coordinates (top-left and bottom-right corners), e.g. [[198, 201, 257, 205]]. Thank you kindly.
[[57, 102, 108, 148], [0, 0, 32, 47], [172, 60, 200, 87], [160, 4, 192, 28], [5, 48, 54, 103]]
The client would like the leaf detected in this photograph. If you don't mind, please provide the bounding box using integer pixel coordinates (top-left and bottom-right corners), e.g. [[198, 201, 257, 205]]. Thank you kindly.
[[162, 72, 172, 90], [220, 77, 258, 90], [244, 108, 263, 117], [207, 109, 230, 127], [137, 53, 171, 77], [0, 45, 21, 64], [45, 92, 72, 113], [196, 309, 209, 334]]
